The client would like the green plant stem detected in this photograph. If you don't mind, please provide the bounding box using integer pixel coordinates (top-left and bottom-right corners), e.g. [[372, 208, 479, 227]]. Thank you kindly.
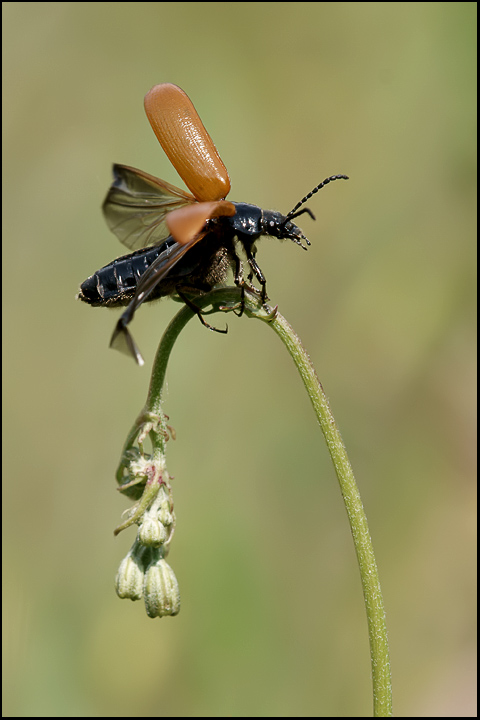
[[144, 288, 243, 415], [141, 287, 392, 716], [250, 303, 393, 718]]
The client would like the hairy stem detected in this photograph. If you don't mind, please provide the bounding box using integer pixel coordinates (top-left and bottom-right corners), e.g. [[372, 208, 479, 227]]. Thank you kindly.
[[137, 287, 392, 715]]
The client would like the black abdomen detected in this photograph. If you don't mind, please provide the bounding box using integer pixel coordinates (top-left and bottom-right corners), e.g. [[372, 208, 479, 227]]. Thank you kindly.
[[78, 242, 175, 307]]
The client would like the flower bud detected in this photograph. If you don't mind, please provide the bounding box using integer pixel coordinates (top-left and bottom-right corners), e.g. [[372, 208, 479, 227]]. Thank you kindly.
[[115, 551, 144, 600], [143, 559, 180, 618], [158, 496, 174, 528], [138, 516, 167, 547]]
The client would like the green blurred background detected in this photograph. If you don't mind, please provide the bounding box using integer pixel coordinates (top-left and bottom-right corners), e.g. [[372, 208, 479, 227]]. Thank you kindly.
[[3, 2, 476, 716]]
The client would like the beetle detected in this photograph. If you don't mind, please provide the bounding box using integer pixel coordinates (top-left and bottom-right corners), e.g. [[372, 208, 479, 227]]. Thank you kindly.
[[78, 83, 348, 365]]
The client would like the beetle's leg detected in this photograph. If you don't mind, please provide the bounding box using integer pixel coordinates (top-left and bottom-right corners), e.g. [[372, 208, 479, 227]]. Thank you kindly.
[[245, 247, 255, 284], [234, 250, 261, 298], [233, 253, 243, 286], [176, 288, 227, 334], [244, 245, 268, 303], [232, 254, 246, 317]]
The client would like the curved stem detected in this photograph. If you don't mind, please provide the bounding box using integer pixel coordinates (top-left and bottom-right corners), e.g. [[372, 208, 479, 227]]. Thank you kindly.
[[144, 288, 242, 416], [243, 295, 393, 717], [138, 287, 393, 715]]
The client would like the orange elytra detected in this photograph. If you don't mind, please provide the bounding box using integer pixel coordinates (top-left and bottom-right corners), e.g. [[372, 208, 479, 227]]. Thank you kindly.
[[144, 83, 231, 203]]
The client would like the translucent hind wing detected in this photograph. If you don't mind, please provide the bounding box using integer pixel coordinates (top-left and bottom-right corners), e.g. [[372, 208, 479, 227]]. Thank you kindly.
[[102, 164, 196, 250]]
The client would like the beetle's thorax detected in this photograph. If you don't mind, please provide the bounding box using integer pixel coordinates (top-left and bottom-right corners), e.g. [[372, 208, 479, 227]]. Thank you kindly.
[[225, 202, 299, 239]]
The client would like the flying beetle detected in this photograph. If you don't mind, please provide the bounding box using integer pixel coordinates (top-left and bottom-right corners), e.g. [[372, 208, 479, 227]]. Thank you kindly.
[[78, 83, 348, 365]]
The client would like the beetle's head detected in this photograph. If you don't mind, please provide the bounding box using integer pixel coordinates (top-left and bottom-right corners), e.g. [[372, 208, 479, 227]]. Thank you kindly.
[[268, 210, 313, 250]]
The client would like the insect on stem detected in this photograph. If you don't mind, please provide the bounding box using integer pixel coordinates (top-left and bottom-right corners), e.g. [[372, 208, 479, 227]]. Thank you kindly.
[[78, 84, 349, 364]]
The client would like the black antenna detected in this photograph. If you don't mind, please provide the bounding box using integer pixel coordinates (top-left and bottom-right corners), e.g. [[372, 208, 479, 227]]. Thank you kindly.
[[286, 174, 349, 220]]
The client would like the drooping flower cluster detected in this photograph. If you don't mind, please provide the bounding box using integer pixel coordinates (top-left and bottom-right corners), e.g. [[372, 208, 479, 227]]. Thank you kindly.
[[114, 412, 180, 618]]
